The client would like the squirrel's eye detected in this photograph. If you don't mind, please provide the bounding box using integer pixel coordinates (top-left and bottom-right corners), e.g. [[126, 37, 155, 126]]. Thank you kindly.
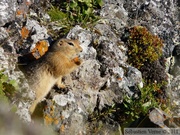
[[68, 42, 74, 46]]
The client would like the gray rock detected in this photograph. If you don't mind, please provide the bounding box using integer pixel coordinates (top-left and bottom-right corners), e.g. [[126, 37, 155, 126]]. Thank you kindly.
[[169, 75, 180, 117], [0, 0, 17, 26], [127, 66, 143, 88], [0, 27, 8, 44], [100, 2, 128, 30], [26, 19, 50, 49], [0, 22, 35, 123], [169, 46, 180, 118], [149, 108, 170, 128], [170, 45, 180, 77], [0, 43, 34, 122], [102, 0, 179, 57], [0, 0, 179, 133], [53, 92, 75, 107], [67, 25, 96, 60]]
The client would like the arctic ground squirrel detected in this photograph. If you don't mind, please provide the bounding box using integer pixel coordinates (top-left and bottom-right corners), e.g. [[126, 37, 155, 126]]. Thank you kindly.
[[22, 38, 83, 114]]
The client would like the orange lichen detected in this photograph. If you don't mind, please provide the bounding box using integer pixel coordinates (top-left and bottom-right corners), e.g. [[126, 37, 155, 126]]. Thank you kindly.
[[117, 77, 122, 81], [44, 114, 54, 125], [16, 10, 23, 15], [21, 27, 29, 39], [26, 1, 31, 6], [31, 40, 49, 59], [54, 119, 59, 125], [60, 124, 65, 132]]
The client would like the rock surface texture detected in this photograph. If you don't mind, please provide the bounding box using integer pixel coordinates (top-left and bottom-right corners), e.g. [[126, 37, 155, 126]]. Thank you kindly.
[[0, 0, 179, 134], [0, 0, 17, 26]]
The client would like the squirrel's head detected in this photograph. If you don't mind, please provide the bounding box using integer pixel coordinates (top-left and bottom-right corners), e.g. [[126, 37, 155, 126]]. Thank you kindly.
[[51, 38, 83, 57]]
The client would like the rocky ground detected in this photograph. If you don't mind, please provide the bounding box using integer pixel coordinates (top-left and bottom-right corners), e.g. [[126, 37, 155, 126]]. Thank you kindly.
[[0, 0, 179, 134]]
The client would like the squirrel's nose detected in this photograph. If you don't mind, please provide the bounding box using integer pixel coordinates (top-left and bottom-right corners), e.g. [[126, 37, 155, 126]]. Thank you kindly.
[[79, 47, 83, 52]]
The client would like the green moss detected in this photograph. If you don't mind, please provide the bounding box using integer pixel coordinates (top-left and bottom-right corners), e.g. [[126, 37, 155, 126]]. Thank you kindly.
[[127, 26, 163, 69], [0, 70, 18, 102]]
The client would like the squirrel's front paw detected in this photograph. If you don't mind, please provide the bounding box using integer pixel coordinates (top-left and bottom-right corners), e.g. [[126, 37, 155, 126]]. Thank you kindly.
[[72, 57, 82, 65], [56, 83, 66, 89]]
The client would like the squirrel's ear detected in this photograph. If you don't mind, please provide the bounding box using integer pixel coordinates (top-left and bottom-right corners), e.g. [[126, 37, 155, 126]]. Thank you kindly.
[[58, 40, 63, 46]]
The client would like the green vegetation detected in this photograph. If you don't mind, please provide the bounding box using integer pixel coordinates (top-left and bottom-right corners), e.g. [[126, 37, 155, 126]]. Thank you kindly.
[[0, 70, 18, 103], [127, 26, 163, 69], [47, 7, 67, 22], [47, 0, 103, 36], [122, 82, 167, 126]]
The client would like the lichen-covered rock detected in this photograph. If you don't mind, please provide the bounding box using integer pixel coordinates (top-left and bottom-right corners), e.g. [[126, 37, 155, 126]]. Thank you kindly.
[[169, 45, 180, 119], [0, 38, 33, 122], [0, 11, 35, 122], [0, 0, 17, 26], [100, 1, 128, 30], [170, 45, 180, 77], [26, 19, 50, 46], [0, 0, 179, 133], [149, 108, 170, 128], [169, 76, 180, 116], [0, 27, 8, 43], [168, 45, 180, 119], [102, 0, 179, 57], [15, 19, 50, 57]]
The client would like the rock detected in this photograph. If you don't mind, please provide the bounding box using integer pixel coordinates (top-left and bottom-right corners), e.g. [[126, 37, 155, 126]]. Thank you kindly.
[[169, 76, 180, 117], [62, 112, 86, 135], [0, 18, 35, 123], [15, 18, 51, 60], [0, 0, 17, 26], [168, 45, 180, 125], [53, 92, 75, 107], [0, 27, 8, 43], [0, 0, 179, 133], [25, 19, 50, 49], [67, 25, 96, 60], [127, 66, 143, 88], [170, 45, 180, 77], [102, 0, 179, 57], [149, 108, 170, 128], [100, 1, 128, 30], [0, 41, 34, 122]]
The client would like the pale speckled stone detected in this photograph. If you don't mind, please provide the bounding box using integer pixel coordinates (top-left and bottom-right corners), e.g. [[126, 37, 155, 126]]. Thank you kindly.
[[0, 0, 17, 26]]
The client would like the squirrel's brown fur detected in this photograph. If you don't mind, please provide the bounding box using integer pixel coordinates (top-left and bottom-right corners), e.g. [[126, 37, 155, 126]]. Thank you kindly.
[[23, 38, 83, 114]]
